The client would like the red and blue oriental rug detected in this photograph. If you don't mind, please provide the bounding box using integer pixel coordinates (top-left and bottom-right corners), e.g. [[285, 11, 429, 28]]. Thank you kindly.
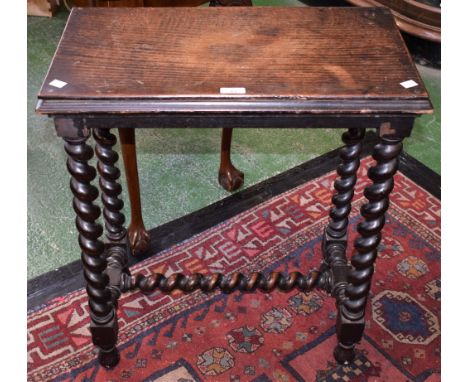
[[27, 156, 441, 382]]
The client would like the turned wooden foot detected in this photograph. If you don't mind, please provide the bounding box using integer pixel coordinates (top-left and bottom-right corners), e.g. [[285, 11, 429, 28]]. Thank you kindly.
[[334, 343, 356, 365], [118, 128, 150, 255], [218, 127, 244, 191], [98, 347, 120, 369]]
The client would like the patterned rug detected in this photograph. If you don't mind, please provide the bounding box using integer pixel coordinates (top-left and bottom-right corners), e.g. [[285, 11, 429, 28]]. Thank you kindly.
[[27, 157, 441, 382]]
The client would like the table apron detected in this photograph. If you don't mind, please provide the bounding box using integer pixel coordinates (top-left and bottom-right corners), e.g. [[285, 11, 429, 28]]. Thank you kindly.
[[54, 114, 415, 139]]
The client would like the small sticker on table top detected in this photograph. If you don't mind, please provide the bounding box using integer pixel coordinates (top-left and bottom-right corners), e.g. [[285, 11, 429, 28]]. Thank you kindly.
[[400, 80, 418, 89], [49, 79, 68, 89], [220, 87, 246, 94]]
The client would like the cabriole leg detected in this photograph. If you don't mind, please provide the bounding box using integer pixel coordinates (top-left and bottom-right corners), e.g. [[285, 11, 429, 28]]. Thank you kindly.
[[334, 133, 403, 364], [118, 128, 150, 255], [218, 128, 244, 191], [63, 131, 119, 369], [211, 0, 250, 192]]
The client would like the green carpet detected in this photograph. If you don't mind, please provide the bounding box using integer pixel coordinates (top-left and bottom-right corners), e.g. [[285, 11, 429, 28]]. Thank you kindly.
[[27, 4, 440, 279]]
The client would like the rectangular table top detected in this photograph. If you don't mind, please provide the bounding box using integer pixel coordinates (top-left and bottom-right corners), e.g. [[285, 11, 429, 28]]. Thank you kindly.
[[37, 7, 432, 115]]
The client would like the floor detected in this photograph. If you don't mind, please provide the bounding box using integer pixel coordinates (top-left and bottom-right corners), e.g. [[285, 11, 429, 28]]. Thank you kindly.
[[27, 2, 441, 279]]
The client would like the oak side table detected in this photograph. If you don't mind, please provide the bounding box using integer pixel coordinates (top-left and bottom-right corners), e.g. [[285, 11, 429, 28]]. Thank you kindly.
[[36, 6, 432, 369]]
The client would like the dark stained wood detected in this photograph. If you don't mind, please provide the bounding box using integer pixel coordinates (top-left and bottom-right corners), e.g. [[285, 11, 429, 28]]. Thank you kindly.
[[118, 128, 150, 254], [37, 6, 434, 369], [326, 128, 365, 240], [334, 132, 403, 362], [57, 115, 418, 136], [210, 1, 250, 193], [93, 128, 127, 242], [38, 98, 432, 115], [344, 0, 440, 42], [123, 267, 324, 293], [27, 136, 441, 311], [219, 128, 244, 191], [62, 128, 120, 368], [37, 7, 431, 115], [74, 0, 249, 257], [322, 128, 366, 364]]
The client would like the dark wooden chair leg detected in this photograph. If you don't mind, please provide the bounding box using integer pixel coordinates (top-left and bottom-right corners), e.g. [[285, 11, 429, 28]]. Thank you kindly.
[[117, 3, 251, 255], [334, 132, 403, 364], [212, 0, 250, 192], [118, 128, 150, 255], [63, 129, 119, 369], [218, 127, 245, 191]]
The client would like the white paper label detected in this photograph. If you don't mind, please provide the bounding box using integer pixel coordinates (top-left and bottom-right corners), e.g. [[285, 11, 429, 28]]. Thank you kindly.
[[49, 79, 68, 88], [220, 87, 246, 94], [400, 80, 418, 89]]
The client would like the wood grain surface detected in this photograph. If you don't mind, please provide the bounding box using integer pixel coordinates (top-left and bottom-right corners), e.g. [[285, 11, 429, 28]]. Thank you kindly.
[[37, 7, 432, 114]]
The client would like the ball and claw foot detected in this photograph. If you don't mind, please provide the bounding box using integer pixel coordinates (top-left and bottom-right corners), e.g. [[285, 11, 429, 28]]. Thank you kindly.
[[218, 164, 244, 192], [98, 347, 120, 369], [128, 223, 150, 255], [334, 343, 356, 365]]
